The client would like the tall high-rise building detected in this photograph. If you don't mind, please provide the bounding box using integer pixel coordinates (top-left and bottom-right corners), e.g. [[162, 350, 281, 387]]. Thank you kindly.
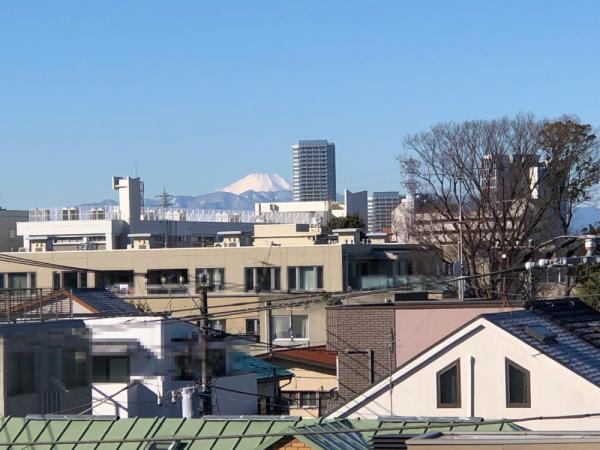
[[368, 191, 402, 233], [292, 140, 336, 201]]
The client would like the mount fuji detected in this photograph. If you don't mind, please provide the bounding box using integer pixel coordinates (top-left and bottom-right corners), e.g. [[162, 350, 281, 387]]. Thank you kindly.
[[82, 173, 293, 211]]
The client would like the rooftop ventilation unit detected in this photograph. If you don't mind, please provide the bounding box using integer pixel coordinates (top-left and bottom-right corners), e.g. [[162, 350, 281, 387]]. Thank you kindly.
[[524, 325, 557, 344]]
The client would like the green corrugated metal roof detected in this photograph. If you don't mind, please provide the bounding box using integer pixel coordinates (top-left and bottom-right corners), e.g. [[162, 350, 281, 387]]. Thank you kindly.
[[0, 417, 521, 449]]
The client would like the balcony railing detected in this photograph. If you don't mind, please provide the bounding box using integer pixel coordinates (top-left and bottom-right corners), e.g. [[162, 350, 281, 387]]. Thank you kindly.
[[146, 284, 190, 295], [29, 206, 122, 222]]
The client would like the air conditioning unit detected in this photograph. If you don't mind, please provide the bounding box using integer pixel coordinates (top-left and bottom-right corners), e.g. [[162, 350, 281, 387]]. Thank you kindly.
[[138, 244, 147, 250]]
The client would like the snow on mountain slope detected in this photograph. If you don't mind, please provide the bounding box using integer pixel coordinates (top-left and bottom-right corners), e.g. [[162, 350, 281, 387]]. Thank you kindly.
[[221, 173, 291, 195]]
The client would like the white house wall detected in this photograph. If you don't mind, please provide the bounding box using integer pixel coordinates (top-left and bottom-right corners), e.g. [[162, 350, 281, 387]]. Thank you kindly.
[[340, 319, 600, 431]]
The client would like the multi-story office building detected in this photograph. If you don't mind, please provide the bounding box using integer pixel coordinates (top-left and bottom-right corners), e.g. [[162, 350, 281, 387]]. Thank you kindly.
[[367, 192, 401, 233], [292, 140, 336, 202]]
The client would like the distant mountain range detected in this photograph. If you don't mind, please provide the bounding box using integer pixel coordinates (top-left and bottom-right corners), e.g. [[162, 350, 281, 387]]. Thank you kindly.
[[81, 173, 293, 211]]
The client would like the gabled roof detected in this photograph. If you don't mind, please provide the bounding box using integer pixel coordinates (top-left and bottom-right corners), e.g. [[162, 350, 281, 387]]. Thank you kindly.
[[257, 345, 337, 369], [71, 288, 141, 316], [331, 304, 600, 418], [0, 416, 520, 449]]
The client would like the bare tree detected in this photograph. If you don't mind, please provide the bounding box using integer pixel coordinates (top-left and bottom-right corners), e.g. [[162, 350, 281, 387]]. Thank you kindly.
[[396, 114, 599, 300]]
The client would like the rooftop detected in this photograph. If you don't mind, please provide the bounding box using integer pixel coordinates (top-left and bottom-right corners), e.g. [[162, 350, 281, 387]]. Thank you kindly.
[[485, 309, 600, 388], [71, 288, 141, 316], [528, 297, 600, 348], [257, 345, 337, 369], [0, 416, 520, 449]]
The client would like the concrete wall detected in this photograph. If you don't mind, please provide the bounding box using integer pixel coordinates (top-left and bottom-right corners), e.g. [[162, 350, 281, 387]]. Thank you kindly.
[[342, 319, 600, 430]]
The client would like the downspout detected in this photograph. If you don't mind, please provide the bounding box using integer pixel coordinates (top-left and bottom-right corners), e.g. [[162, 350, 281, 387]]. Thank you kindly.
[[470, 355, 475, 418]]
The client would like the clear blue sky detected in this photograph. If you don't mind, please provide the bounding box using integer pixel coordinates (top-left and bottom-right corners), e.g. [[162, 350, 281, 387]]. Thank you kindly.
[[1, 0, 599, 208]]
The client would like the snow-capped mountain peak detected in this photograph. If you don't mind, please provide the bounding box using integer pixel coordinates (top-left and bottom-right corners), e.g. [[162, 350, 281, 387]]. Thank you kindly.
[[221, 173, 291, 195]]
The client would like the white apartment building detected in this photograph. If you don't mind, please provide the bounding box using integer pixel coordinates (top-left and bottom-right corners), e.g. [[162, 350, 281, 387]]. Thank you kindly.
[[18, 176, 255, 252], [367, 191, 402, 233], [292, 140, 336, 202], [87, 316, 258, 417], [255, 190, 368, 227]]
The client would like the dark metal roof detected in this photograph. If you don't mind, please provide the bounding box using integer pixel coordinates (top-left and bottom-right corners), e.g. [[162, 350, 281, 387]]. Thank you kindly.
[[485, 309, 600, 388], [527, 297, 600, 348], [71, 288, 141, 316]]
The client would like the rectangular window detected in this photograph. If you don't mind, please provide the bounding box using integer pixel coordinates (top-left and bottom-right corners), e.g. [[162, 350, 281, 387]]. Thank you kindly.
[[93, 356, 130, 383], [8, 352, 35, 395], [288, 267, 324, 291], [245, 319, 259, 336], [62, 350, 88, 389], [244, 267, 281, 293], [53, 272, 61, 289], [300, 392, 317, 408], [272, 315, 308, 340], [288, 268, 296, 290], [210, 319, 227, 333], [437, 359, 461, 408], [196, 268, 225, 292], [506, 359, 531, 407], [8, 273, 28, 289]]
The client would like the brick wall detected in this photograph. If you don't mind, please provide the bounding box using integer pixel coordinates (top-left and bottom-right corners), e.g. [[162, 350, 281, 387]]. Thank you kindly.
[[267, 437, 314, 450], [326, 306, 396, 411]]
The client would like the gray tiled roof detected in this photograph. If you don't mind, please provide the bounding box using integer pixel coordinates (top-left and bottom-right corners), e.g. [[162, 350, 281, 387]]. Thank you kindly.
[[71, 288, 141, 316], [528, 297, 600, 348], [484, 309, 600, 387]]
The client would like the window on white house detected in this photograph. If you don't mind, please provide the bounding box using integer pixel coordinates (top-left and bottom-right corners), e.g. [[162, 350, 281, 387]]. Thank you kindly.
[[436, 359, 461, 408], [506, 358, 530, 407], [93, 356, 130, 383]]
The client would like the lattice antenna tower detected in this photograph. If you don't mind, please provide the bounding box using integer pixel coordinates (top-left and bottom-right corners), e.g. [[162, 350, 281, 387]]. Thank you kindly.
[[155, 187, 175, 208], [398, 155, 420, 196]]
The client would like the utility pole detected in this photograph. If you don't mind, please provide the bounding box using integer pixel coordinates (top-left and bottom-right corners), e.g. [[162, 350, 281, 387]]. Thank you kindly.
[[385, 328, 395, 416], [197, 275, 212, 415]]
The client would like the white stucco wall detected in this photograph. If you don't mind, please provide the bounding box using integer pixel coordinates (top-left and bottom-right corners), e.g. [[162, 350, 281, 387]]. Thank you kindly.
[[337, 319, 600, 430]]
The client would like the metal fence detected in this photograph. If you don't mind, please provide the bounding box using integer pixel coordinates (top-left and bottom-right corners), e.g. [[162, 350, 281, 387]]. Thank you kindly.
[[0, 288, 73, 323]]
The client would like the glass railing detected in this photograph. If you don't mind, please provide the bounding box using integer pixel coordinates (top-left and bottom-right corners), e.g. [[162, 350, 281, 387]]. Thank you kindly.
[[351, 274, 448, 291]]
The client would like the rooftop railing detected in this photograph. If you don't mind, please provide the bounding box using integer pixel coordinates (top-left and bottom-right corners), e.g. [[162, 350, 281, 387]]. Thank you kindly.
[[28, 206, 330, 225]]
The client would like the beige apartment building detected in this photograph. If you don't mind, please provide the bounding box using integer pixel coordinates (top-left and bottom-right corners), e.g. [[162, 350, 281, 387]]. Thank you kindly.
[[0, 236, 443, 346]]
